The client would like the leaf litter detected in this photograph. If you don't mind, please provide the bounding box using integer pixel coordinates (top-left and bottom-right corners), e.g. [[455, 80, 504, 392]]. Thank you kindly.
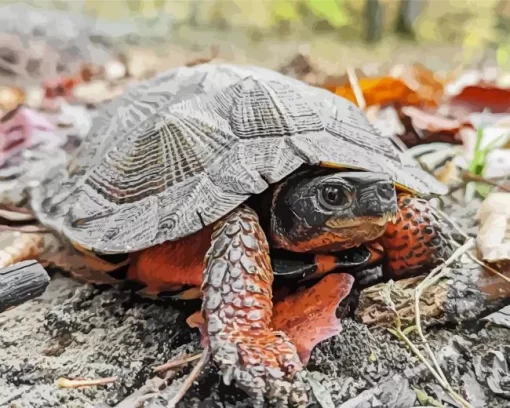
[[0, 15, 509, 408]]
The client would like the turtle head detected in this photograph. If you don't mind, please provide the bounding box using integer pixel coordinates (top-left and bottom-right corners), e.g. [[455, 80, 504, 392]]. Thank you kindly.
[[270, 171, 398, 253]]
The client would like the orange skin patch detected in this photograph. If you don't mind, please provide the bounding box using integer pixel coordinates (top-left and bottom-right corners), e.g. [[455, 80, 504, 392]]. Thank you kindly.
[[128, 193, 450, 294], [127, 225, 213, 295], [271, 273, 354, 364], [188, 272, 356, 364], [314, 254, 340, 275], [273, 224, 386, 253]]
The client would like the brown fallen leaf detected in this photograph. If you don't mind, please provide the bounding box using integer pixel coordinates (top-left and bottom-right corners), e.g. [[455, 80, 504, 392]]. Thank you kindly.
[[401, 106, 461, 133], [398, 106, 463, 147], [185, 45, 220, 67], [358, 257, 510, 327], [271, 273, 354, 364]]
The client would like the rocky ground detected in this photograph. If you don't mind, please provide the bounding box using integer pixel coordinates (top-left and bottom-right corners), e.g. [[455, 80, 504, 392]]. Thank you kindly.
[[1, 195, 509, 408]]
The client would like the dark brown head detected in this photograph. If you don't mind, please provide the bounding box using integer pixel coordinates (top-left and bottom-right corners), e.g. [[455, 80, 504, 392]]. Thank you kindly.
[[270, 170, 398, 253]]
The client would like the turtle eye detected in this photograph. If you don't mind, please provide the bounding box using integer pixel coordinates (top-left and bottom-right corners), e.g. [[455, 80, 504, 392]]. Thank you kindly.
[[320, 185, 350, 208]]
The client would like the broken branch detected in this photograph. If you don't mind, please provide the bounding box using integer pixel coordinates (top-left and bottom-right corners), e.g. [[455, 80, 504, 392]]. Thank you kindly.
[[166, 346, 210, 408], [0, 260, 50, 313]]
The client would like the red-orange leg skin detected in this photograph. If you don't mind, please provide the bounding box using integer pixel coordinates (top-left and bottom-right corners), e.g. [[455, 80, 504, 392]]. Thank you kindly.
[[201, 205, 306, 405], [271, 273, 354, 365], [127, 225, 213, 296], [380, 194, 454, 278]]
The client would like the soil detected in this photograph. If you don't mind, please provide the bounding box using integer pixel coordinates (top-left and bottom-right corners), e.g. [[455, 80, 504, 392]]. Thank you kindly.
[[1, 194, 509, 408]]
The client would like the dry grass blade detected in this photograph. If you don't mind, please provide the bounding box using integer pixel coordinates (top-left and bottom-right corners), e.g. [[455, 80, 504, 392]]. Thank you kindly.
[[414, 239, 475, 387], [346, 66, 366, 110], [154, 353, 202, 373], [386, 239, 475, 408], [166, 346, 210, 408]]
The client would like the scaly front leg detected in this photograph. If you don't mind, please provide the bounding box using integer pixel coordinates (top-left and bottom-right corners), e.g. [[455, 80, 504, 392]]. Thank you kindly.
[[202, 205, 307, 407]]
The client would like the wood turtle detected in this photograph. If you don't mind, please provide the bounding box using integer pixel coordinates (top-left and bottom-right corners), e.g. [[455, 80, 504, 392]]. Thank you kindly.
[[24, 63, 454, 406]]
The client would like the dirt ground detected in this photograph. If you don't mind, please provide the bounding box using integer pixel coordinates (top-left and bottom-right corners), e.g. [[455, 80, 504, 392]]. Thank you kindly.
[[1, 194, 509, 408]]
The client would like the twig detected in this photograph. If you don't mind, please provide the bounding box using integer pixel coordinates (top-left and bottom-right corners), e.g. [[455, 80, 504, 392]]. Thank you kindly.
[[461, 173, 510, 192], [0, 387, 31, 406], [414, 239, 475, 387], [0, 204, 34, 215], [435, 208, 510, 284], [346, 66, 366, 110], [166, 346, 210, 408], [56, 376, 118, 388], [0, 225, 51, 233], [386, 240, 475, 408], [468, 254, 510, 283], [154, 353, 202, 373]]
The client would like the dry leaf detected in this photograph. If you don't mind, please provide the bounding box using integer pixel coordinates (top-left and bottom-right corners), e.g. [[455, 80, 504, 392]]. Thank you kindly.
[[0, 86, 24, 115], [325, 76, 424, 108], [399, 106, 462, 146], [390, 63, 446, 107], [271, 273, 354, 364], [476, 192, 510, 263], [0, 106, 56, 165], [73, 80, 125, 105], [0, 233, 44, 268], [450, 85, 510, 115]]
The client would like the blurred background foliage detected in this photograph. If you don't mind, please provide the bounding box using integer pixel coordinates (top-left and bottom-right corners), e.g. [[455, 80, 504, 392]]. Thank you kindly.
[[4, 0, 510, 70]]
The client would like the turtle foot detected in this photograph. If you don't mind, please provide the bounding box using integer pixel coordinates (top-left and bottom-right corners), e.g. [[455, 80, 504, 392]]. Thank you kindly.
[[215, 328, 307, 407], [381, 194, 455, 277], [202, 205, 307, 406]]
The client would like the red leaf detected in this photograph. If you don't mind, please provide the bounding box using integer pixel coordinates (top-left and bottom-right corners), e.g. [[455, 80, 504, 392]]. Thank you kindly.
[[450, 85, 510, 114], [271, 273, 355, 364]]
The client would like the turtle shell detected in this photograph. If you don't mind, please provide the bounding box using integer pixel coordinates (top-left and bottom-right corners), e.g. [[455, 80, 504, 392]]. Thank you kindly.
[[30, 63, 447, 254]]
